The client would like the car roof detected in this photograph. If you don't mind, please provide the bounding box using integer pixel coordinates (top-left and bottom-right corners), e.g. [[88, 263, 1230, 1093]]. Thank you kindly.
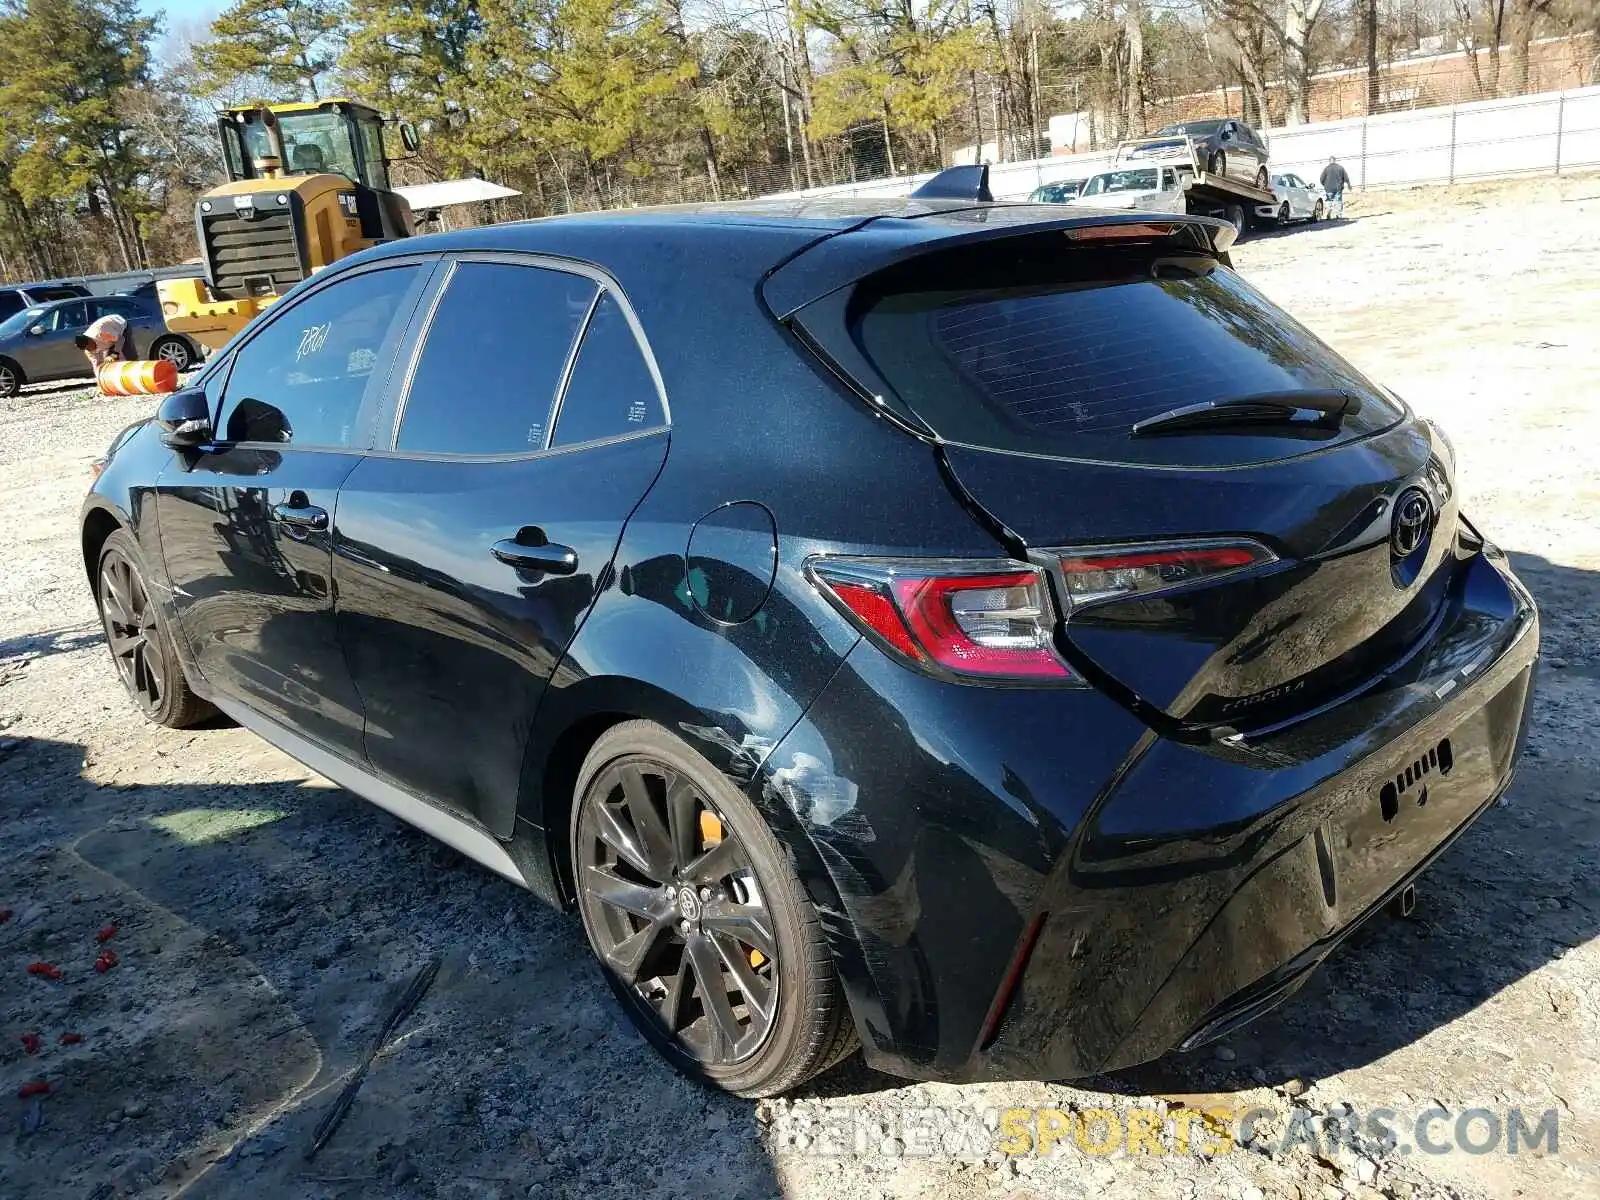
[[340, 197, 1234, 319]]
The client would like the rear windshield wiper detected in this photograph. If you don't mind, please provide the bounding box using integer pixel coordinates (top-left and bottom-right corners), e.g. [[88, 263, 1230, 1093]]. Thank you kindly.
[[1130, 390, 1361, 437]]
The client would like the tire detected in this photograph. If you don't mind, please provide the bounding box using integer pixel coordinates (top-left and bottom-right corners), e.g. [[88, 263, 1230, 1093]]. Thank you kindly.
[[0, 358, 21, 398], [1276, 201, 1291, 227], [1225, 203, 1247, 238], [1313, 199, 1326, 222], [150, 336, 193, 372], [1209, 150, 1226, 178], [570, 720, 857, 1096], [1255, 166, 1270, 190], [95, 529, 215, 728]]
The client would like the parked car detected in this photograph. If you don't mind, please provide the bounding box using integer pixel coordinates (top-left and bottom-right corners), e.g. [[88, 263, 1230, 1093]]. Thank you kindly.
[[0, 294, 201, 396], [0, 283, 89, 323], [1027, 179, 1086, 204], [1064, 165, 1187, 213], [1137, 118, 1271, 189], [82, 199, 1538, 1098], [1256, 172, 1328, 225]]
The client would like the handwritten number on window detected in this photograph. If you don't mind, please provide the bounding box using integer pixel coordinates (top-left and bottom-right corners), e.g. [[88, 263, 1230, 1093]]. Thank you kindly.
[[296, 322, 331, 361]]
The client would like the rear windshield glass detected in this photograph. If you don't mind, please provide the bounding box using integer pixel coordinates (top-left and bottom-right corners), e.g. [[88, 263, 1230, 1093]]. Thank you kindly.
[[1082, 169, 1159, 195], [1156, 120, 1223, 136], [846, 240, 1403, 463]]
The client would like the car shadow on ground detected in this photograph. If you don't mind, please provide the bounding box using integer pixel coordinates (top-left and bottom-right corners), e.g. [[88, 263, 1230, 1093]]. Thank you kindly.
[[1245, 216, 1356, 241], [0, 623, 106, 666], [0, 735, 785, 1200], [1091, 548, 1597, 1100], [2, 552, 1592, 1196], [17, 380, 98, 399]]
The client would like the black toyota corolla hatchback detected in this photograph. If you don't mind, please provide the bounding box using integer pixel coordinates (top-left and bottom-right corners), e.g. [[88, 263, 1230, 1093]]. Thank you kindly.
[[82, 193, 1538, 1097]]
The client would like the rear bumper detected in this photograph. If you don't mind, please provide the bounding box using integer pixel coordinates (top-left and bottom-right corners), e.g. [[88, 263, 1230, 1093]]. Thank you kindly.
[[760, 548, 1538, 1083], [1107, 639, 1533, 1072]]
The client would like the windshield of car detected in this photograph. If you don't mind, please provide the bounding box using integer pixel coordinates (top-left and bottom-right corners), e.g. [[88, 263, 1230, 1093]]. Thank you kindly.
[[1155, 119, 1225, 137], [244, 112, 360, 182], [1030, 182, 1083, 203], [845, 238, 1405, 466], [0, 307, 47, 338], [1081, 169, 1159, 196]]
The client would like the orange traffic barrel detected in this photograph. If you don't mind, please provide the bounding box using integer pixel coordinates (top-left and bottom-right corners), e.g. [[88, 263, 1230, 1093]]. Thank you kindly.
[[97, 359, 179, 396]]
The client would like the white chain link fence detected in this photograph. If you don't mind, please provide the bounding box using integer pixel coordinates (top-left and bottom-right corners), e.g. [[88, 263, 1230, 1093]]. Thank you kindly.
[[768, 84, 1600, 203]]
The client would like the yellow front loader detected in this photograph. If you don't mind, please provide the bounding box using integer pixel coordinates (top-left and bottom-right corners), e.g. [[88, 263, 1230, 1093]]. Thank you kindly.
[[160, 99, 419, 353]]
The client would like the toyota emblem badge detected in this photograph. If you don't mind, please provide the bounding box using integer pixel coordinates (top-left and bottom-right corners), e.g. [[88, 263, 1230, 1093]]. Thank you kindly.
[[1390, 487, 1433, 558]]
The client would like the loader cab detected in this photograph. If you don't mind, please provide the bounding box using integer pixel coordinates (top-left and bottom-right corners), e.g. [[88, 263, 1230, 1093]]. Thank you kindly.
[[196, 99, 415, 304], [218, 100, 406, 193]]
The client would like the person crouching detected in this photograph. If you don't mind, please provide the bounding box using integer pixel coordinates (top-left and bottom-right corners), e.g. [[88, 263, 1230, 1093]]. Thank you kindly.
[[75, 312, 131, 380]]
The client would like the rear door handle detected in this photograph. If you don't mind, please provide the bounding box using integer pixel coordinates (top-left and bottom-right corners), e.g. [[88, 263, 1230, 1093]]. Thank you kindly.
[[491, 529, 579, 575], [272, 502, 329, 531]]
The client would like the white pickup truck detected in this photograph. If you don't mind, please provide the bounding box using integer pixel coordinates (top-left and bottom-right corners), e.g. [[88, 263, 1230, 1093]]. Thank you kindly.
[[1065, 137, 1277, 235]]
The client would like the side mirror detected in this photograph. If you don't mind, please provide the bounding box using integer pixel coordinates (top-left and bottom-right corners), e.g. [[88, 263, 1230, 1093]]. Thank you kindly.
[[399, 122, 419, 153], [156, 387, 212, 450], [26, 324, 45, 337]]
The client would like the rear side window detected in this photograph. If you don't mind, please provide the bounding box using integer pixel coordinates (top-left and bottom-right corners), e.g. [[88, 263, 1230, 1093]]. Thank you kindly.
[[89, 297, 142, 320], [841, 240, 1403, 465], [551, 292, 663, 448], [397, 261, 597, 455]]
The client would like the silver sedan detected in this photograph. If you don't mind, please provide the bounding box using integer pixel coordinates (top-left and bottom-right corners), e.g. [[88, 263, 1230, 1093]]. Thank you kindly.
[[1255, 172, 1327, 225]]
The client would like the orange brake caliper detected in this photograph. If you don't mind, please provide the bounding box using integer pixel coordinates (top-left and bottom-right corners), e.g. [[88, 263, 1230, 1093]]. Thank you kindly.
[[697, 810, 766, 968]]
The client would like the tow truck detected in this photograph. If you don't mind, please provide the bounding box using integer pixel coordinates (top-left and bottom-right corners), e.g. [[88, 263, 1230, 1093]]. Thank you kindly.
[[1107, 133, 1278, 236]]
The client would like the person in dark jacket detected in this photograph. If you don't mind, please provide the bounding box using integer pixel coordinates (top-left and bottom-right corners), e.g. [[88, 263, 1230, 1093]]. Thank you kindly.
[[1320, 157, 1351, 217]]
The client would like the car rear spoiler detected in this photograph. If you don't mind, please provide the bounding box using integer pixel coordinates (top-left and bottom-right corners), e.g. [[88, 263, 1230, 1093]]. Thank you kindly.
[[761, 208, 1236, 320]]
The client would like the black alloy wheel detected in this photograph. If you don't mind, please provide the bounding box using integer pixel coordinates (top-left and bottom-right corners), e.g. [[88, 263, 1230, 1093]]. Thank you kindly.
[[1277, 201, 1291, 226], [99, 544, 166, 716], [570, 721, 856, 1096], [95, 530, 214, 727], [576, 756, 779, 1064]]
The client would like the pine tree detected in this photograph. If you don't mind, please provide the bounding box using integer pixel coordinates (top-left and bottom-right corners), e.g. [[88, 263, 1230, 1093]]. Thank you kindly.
[[340, 0, 483, 178], [0, 0, 160, 271], [193, 0, 345, 102]]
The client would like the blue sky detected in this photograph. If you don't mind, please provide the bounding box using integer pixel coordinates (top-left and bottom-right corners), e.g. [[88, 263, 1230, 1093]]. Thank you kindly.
[[137, 0, 222, 55]]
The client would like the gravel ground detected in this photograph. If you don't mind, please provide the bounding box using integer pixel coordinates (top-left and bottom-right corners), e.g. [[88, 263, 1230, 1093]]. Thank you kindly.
[[2, 174, 1598, 1200]]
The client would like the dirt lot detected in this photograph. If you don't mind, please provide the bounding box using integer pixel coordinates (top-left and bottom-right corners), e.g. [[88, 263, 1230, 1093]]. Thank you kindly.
[[2, 174, 1598, 1200]]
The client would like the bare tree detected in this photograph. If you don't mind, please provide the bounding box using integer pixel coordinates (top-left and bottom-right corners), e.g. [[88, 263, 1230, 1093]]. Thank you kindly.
[[1204, 0, 1275, 126], [1365, 0, 1381, 112], [1281, 0, 1328, 121], [1456, 0, 1509, 97]]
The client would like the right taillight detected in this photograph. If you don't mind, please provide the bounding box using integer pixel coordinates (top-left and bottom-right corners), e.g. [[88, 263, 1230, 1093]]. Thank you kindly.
[[808, 557, 1075, 683], [1046, 539, 1277, 611]]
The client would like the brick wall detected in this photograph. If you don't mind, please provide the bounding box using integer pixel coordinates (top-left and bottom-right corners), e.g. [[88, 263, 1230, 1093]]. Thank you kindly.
[[1146, 32, 1595, 132]]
